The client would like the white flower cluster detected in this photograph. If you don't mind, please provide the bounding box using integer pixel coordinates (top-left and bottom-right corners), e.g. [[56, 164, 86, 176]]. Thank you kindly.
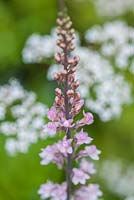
[[85, 21, 134, 74], [94, 0, 134, 17], [99, 159, 134, 200], [0, 79, 48, 155], [22, 29, 58, 63], [22, 28, 132, 121]]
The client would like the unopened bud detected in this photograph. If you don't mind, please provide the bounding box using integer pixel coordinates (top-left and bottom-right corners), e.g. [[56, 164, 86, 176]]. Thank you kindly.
[[71, 66, 77, 72], [54, 73, 60, 80], [56, 18, 63, 26], [55, 88, 62, 96], [61, 70, 67, 75], [65, 21, 72, 29], [72, 80, 79, 89], [68, 58, 75, 64], [68, 74, 75, 83], [54, 53, 61, 63], [67, 89, 74, 97], [70, 44, 75, 50], [75, 92, 81, 101], [61, 30, 66, 35], [59, 43, 66, 49]]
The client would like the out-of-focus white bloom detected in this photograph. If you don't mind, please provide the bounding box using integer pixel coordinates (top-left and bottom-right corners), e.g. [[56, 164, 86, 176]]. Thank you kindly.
[[0, 79, 48, 155], [99, 159, 134, 199], [94, 0, 134, 17], [85, 21, 134, 74], [22, 29, 57, 63], [125, 197, 134, 200], [0, 103, 6, 120], [22, 29, 80, 63], [22, 26, 132, 121], [48, 47, 132, 121]]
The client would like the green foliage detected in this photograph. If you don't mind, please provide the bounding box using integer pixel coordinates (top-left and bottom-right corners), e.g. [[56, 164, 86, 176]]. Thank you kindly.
[[0, 0, 57, 69]]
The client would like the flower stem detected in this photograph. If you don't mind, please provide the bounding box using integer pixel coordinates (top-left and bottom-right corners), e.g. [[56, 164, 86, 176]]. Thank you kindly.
[[58, 0, 66, 12], [63, 36, 72, 200]]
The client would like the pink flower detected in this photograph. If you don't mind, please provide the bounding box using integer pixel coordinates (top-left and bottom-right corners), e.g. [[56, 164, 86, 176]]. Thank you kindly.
[[85, 145, 101, 160], [77, 145, 101, 160], [74, 129, 93, 147], [38, 181, 67, 200], [81, 111, 94, 125], [43, 122, 58, 136], [62, 119, 73, 128], [52, 182, 67, 200], [57, 136, 73, 155], [80, 159, 96, 174], [39, 145, 56, 165], [72, 168, 89, 185], [76, 111, 94, 128], [83, 112, 94, 125], [38, 181, 54, 199], [48, 106, 57, 121], [39, 144, 65, 168], [75, 99, 84, 111], [40, 137, 73, 169], [74, 184, 102, 200], [87, 184, 102, 199]]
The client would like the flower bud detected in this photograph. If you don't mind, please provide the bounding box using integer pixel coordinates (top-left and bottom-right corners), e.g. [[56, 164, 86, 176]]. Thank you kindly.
[[67, 89, 74, 97], [68, 74, 75, 83], [55, 88, 62, 96], [68, 58, 75, 64], [54, 53, 61, 63], [56, 18, 63, 26], [72, 80, 80, 89]]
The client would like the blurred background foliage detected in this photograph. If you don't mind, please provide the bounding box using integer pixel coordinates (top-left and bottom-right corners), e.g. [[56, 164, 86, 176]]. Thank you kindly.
[[0, 0, 134, 200]]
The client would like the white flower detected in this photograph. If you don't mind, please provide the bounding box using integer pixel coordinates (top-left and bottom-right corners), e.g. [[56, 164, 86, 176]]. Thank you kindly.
[[99, 159, 134, 198], [94, 0, 134, 17], [0, 79, 48, 155], [85, 21, 134, 74]]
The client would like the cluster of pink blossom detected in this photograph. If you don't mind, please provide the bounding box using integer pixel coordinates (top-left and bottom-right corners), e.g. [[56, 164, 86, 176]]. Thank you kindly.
[[38, 13, 102, 200]]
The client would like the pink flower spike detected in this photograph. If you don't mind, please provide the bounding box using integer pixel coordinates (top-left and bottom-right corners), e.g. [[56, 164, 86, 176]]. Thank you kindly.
[[72, 168, 90, 185], [85, 145, 101, 160], [48, 107, 57, 121], [80, 159, 96, 174], [74, 129, 93, 147]]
